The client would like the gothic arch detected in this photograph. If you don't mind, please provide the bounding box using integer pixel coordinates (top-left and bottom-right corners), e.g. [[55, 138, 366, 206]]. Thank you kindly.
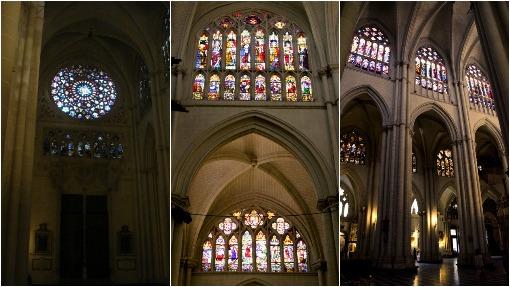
[[237, 278, 272, 286], [438, 182, 457, 214], [173, 110, 335, 199], [410, 102, 459, 142], [340, 85, 391, 126], [409, 38, 454, 82], [472, 118, 506, 160], [340, 165, 366, 215]]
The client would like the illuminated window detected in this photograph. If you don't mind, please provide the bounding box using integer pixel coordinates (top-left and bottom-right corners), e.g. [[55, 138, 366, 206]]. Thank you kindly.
[[412, 153, 417, 173], [340, 131, 367, 165], [340, 188, 350, 218], [411, 199, 419, 215], [415, 47, 448, 94], [436, 149, 454, 177], [201, 208, 308, 273], [465, 64, 495, 111], [347, 26, 390, 75], [192, 10, 312, 102]]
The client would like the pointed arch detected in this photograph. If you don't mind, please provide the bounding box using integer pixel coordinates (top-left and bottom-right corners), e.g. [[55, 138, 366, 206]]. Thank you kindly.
[[410, 102, 459, 142], [473, 118, 505, 160], [340, 85, 391, 126]]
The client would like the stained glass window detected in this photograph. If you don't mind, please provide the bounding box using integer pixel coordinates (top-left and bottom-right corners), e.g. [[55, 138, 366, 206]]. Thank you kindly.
[[340, 187, 350, 218], [201, 207, 308, 273], [465, 64, 495, 110], [242, 231, 253, 272], [192, 10, 312, 102], [50, 65, 117, 120], [340, 130, 367, 165], [228, 236, 239, 271], [446, 197, 458, 219], [347, 26, 390, 75], [44, 130, 123, 159], [415, 47, 448, 94], [283, 235, 294, 272], [411, 198, 419, 214], [162, 8, 170, 80], [412, 152, 417, 173], [436, 149, 454, 177], [255, 75, 266, 100], [202, 241, 212, 271]]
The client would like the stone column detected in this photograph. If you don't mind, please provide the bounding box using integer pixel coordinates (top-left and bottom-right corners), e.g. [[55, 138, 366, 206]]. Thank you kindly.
[[328, 195, 340, 259], [472, 2, 509, 158], [419, 165, 441, 263], [317, 199, 339, 285], [1, 2, 44, 285], [312, 260, 326, 286], [171, 196, 191, 285]]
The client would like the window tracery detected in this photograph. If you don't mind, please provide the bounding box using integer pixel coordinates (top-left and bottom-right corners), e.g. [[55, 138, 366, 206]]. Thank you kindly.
[[201, 208, 308, 273], [192, 10, 312, 102], [340, 188, 350, 218], [415, 47, 448, 94], [347, 26, 390, 75], [465, 64, 495, 111], [436, 149, 454, 177], [340, 130, 367, 165]]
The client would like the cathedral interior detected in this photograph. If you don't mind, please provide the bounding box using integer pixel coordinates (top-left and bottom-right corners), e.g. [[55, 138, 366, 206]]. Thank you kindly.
[[340, 1, 509, 286], [171, 1, 339, 286], [2, 2, 169, 285]]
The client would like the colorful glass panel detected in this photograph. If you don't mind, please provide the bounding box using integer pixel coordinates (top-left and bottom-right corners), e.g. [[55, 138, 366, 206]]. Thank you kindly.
[[340, 131, 367, 165], [270, 235, 281, 272], [224, 74, 235, 100], [192, 74, 205, 100], [297, 240, 307, 272], [283, 235, 294, 272], [297, 34, 309, 70], [300, 76, 312, 101], [226, 31, 237, 70], [244, 210, 264, 228], [242, 231, 253, 272], [436, 149, 454, 177], [269, 31, 280, 70], [255, 29, 266, 71], [50, 65, 117, 120], [256, 231, 268, 272], [271, 218, 290, 235], [240, 30, 251, 70], [283, 32, 294, 70], [415, 47, 447, 94], [270, 75, 282, 101], [219, 218, 238, 235], [240, 75, 251, 100], [228, 236, 239, 271], [465, 64, 494, 110], [202, 241, 212, 271], [195, 32, 208, 69], [211, 31, 222, 69], [285, 76, 297, 101], [255, 75, 266, 100], [208, 74, 220, 100], [348, 26, 390, 75], [215, 236, 226, 271]]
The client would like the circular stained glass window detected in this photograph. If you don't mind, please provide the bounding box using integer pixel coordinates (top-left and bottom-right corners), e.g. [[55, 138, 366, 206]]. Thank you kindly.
[[51, 65, 117, 119]]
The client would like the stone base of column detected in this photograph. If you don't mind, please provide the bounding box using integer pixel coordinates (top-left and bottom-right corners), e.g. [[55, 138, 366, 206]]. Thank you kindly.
[[374, 255, 416, 270]]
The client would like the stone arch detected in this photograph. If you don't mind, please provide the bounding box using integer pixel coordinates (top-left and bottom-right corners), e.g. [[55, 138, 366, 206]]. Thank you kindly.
[[410, 102, 459, 142], [438, 182, 457, 214], [408, 38, 455, 83], [340, 85, 391, 126], [173, 111, 335, 200], [473, 118, 506, 160], [237, 278, 272, 286], [340, 165, 366, 215]]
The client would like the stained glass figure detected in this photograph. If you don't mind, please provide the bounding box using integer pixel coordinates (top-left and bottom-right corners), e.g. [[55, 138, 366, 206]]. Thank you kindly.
[[283, 32, 294, 70], [224, 74, 236, 100], [211, 31, 222, 69], [271, 218, 290, 235], [270, 75, 282, 101], [340, 130, 367, 165], [219, 218, 238, 235], [255, 231, 268, 272], [226, 31, 237, 70], [244, 210, 264, 228], [465, 64, 494, 110], [300, 76, 312, 101], [254, 75, 266, 101], [415, 47, 447, 94], [297, 34, 309, 70], [283, 235, 294, 272], [242, 231, 253, 272], [195, 32, 208, 69], [348, 26, 390, 75], [215, 236, 226, 271], [240, 75, 251, 100], [270, 235, 281, 272], [269, 32, 280, 70], [208, 74, 220, 100], [228, 236, 239, 271], [192, 74, 205, 100], [285, 76, 297, 101], [50, 65, 117, 120], [255, 29, 266, 71], [297, 240, 307, 272], [202, 241, 212, 271], [436, 149, 454, 177], [240, 30, 251, 70]]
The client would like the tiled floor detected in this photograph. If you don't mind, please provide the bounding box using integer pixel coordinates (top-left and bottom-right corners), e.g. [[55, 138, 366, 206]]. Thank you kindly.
[[341, 257, 509, 286]]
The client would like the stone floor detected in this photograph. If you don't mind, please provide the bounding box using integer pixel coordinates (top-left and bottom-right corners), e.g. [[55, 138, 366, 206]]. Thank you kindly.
[[341, 257, 509, 286]]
